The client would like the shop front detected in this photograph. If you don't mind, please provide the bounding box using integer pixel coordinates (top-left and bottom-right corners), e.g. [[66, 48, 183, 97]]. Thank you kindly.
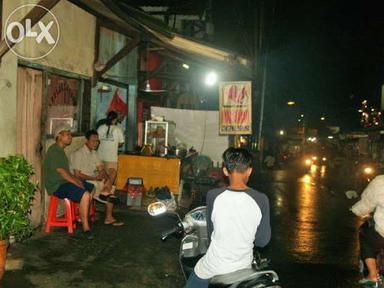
[[0, 0, 251, 224]]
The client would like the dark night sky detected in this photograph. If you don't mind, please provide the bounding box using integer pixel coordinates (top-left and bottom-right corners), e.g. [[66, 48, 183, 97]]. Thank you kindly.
[[212, 0, 384, 131]]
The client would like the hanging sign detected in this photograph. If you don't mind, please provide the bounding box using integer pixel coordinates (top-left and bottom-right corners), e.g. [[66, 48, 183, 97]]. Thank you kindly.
[[219, 81, 252, 135]]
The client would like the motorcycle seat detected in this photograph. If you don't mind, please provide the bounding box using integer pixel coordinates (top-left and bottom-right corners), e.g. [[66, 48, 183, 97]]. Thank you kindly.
[[210, 269, 278, 285]]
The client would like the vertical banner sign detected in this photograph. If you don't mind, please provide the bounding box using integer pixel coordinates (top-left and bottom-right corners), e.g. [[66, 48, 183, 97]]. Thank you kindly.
[[219, 81, 252, 135]]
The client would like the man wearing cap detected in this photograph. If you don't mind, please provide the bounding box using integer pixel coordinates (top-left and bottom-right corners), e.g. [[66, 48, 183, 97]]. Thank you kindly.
[[44, 125, 94, 240]]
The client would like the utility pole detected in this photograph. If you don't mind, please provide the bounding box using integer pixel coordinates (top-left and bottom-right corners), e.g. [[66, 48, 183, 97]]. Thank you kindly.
[[253, 0, 266, 166]]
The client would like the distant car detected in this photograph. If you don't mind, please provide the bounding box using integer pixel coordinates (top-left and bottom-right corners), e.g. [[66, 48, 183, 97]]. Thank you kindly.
[[303, 154, 328, 167]]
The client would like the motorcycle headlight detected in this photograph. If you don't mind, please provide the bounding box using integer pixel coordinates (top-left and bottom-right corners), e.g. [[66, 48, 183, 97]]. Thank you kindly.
[[304, 159, 312, 166], [364, 167, 374, 175]]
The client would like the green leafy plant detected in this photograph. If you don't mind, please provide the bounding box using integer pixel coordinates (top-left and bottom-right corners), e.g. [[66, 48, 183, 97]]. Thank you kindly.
[[0, 155, 37, 241]]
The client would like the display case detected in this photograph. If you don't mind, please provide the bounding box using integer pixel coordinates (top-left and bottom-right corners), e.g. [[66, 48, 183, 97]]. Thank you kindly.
[[144, 121, 168, 155]]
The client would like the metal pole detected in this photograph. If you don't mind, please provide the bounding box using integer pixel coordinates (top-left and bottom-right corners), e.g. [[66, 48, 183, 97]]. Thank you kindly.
[[257, 55, 267, 153], [126, 85, 138, 152]]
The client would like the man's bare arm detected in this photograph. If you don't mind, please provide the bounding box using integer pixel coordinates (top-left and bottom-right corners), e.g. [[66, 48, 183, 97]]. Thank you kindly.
[[96, 165, 109, 181], [73, 169, 100, 182]]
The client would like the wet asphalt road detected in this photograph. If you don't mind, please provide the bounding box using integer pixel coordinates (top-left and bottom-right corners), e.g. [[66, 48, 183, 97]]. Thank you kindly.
[[252, 163, 362, 288], [1, 162, 364, 288]]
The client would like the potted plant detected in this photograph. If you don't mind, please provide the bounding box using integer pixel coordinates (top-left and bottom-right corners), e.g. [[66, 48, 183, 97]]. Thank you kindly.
[[0, 155, 36, 280]]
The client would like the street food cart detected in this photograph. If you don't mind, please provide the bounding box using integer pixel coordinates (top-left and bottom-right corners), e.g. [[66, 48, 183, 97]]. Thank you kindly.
[[116, 155, 181, 194]]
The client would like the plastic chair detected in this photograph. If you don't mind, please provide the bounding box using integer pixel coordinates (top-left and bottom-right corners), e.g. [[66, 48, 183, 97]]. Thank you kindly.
[[45, 195, 76, 234]]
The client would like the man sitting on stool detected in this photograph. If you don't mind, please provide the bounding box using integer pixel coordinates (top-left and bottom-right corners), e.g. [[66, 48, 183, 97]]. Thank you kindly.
[[70, 130, 123, 226], [44, 125, 94, 239]]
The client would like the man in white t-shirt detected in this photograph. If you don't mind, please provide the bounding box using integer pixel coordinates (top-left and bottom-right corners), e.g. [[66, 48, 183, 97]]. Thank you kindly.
[[186, 147, 271, 288], [70, 130, 123, 226]]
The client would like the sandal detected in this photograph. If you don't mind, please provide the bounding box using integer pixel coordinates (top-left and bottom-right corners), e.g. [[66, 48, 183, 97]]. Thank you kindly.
[[104, 220, 124, 226], [358, 278, 378, 287], [99, 194, 120, 204]]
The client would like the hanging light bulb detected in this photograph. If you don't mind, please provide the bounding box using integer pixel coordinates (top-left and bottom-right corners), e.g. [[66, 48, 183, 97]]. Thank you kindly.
[[140, 39, 166, 93], [144, 80, 152, 92]]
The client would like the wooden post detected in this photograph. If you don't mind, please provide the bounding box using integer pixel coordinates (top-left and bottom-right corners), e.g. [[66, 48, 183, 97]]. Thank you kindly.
[[94, 37, 140, 81]]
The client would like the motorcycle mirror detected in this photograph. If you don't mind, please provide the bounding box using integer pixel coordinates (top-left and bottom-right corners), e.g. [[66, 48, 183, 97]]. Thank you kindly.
[[345, 190, 358, 200], [147, 202, 167, 216]]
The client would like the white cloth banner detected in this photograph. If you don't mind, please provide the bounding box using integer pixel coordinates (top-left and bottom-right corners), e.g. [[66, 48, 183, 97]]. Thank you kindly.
[[151, 107, 228, 163]]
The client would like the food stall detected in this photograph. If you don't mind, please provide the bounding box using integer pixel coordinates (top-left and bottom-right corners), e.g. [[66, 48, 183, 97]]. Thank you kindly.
[[116, 119, 180, 196], [116, 154, 180, 194]]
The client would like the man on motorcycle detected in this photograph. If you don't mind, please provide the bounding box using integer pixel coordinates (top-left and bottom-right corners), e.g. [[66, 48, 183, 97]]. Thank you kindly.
[[186, 147, 271, 288], [351, 175, 384, 286]]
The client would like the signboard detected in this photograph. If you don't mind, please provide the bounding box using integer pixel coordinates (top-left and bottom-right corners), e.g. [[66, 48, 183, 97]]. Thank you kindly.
[[219, 81, 252, 135]]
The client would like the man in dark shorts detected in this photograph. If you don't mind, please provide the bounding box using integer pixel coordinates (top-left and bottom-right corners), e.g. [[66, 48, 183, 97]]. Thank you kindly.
[[44, 125, 94, 239]]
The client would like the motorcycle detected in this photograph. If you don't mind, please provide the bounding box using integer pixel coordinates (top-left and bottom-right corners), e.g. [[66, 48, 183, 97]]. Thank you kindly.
[[148, 202, 281, 288], [358, 219, 384, 287], [348, 191, 384, 287]]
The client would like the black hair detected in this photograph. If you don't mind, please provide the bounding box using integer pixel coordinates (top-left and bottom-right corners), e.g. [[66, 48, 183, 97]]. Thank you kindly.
[[222, 147, 253, 174], [85, 129, 98, 140], [95, 111, 119, 135], [95, 118, 107, 130], [106, 111, 118, 137]]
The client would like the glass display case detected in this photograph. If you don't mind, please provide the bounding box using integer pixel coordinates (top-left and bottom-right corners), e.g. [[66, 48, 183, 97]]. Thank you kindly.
[[144, 121, 168, 155]]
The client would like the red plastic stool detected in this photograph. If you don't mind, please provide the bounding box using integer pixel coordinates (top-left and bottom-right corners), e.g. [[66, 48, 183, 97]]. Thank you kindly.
[[45, 195, 76, 234], [72, 200, 96, 223]]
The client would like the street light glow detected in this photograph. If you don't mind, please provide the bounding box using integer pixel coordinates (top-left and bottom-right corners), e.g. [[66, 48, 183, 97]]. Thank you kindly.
[[320, 117, 326, 121], [182, 63, 190, 69], [205, 71, 218, 86], [287, 101, 296, 106], [279, 130, 285, 135]]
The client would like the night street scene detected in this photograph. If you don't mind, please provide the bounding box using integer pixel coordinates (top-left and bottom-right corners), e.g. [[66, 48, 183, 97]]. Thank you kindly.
[[1, 0, 384, 287]]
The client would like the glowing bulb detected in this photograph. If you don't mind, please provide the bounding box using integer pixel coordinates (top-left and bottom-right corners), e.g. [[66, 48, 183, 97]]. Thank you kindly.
[[205, 71, 218, 86]]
